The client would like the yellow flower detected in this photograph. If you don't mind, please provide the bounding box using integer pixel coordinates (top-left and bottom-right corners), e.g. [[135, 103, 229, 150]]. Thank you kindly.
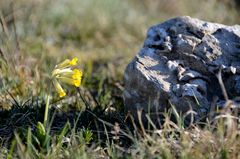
[[72, 69, 82, 80], [52, 57, 82, 97], [55, 57, 78, 69], [52, 79, 66, 98], [69, 57, 78, 66]]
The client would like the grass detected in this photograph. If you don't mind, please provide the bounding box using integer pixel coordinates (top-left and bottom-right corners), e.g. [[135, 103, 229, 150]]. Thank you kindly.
[[0, 0, 240, 158]]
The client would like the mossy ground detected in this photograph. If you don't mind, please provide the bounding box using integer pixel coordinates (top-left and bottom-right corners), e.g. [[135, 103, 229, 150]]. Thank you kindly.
[[0, 0, 240, 158]]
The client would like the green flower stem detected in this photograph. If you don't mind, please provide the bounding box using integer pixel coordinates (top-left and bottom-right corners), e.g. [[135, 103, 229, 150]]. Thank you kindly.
[[44, 95, 50, 128]]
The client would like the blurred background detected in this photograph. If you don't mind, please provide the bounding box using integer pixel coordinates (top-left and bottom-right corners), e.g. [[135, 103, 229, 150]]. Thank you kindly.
[[0, 0, 240, 108]]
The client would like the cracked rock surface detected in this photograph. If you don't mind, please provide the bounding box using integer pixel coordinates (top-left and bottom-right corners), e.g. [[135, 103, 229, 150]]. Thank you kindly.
[[123, 16, 240, 123]]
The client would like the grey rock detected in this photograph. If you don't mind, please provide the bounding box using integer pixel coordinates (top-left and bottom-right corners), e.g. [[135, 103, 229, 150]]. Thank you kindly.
[[124, 16, 240, 124], [235, 76, 240, 94]]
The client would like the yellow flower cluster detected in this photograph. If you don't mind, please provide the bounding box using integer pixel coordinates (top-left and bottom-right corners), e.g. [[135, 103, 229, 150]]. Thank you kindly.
[[51, 57, 83, 97]]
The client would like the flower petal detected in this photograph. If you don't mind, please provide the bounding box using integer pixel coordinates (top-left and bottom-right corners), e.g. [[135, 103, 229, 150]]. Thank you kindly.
[[72, 69, 83, 80], [69, 57, 78, 66]]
